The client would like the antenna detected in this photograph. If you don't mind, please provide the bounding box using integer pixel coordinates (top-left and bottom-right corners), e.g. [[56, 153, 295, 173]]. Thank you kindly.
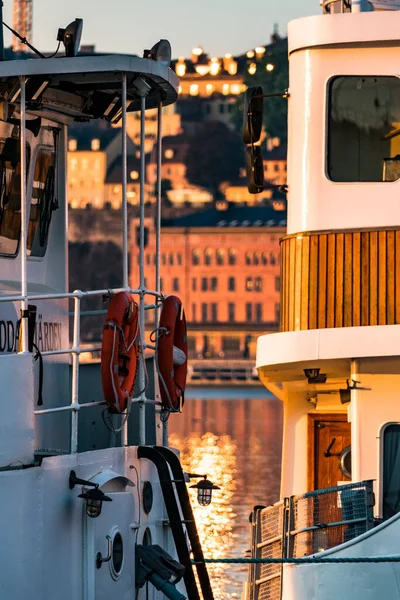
[[0, 1, 4, 61], [12, 0, 32, 53]]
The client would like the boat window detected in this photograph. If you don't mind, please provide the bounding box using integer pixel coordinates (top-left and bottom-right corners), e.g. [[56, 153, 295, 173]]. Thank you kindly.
[[328, 76, 400, 182], [0, 138, 30, 257], [383, 424, 400, 519], [27, 148, 57, 257]]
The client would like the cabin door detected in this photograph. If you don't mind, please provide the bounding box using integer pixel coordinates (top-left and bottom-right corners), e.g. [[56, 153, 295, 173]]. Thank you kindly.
[[309, 414, 351, 490]]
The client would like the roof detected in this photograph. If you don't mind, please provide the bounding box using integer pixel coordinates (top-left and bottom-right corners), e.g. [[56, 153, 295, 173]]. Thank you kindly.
[[264, 145, 287, 161], [0, 54, 179, 123], [68, 121, 119, 151], [161, 202, 287, 228], [106, 154, 145, 184]]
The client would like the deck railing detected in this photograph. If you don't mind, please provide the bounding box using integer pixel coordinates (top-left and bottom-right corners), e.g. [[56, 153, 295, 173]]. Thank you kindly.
[[248, 480, 375, 600]]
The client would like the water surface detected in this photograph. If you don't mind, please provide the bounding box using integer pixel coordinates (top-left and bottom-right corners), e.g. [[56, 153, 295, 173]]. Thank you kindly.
[[169, 386, 283, 599]]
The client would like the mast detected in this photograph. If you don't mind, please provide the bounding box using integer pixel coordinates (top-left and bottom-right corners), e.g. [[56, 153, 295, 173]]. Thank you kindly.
[[0, 1, 4, 61]]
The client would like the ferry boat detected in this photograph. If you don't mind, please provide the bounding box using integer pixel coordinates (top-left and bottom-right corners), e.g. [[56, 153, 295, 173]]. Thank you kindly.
[[244, 0, 400, 598], [0, 12, 217, 600]]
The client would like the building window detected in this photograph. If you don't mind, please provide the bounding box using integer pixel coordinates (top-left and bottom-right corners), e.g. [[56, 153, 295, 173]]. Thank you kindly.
[[255, 277, 263, 292], [211, 303, 218, 322], [270, 252, 276, 265], [91, 138, 100, 151], [161, 253, 166, 265], [201, 303, 208, 322], [261, 252, 268, 266], [228, 248, 237, 265], [228, 277, 235, 292], [190, 84, 199, 96], [219, 103, 225, 114], [192, 248, 200, 266], [211, 277, 218, 291], [192, 303, 197, 322], [216, 248, 225, 265], [245, 252, 252, 265], [68, 139, 77, 151], [130, 170, 139, 180], [246, 277, 253, 291], [274, 164, 279, 172], [275, 276, 280, 292], [146, 254, 151, 265], [201, 277, 208, 292], [328, 76, 400, 182], [169, 252, 174, 265], [177, 253, 182, 265], [160, 277, 163, 290], [255, 303, 262, 323], [192, 278, 197, 291], [113, 185, 121, 194], [253, 252, 260, 266], [204, 248, 212, 265], [246, 303, 252, 321], [173, 278, 179, 292], [165, 149, 174, 159], [228, 303, 235, 322]]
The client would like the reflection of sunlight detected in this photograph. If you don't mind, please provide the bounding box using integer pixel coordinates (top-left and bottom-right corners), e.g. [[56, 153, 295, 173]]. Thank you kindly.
[[169, 432, 238, 599]]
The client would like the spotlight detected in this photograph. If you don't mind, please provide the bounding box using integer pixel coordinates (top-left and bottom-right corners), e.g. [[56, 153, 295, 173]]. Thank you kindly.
[[57, 18, 83, 58], [143, 39, 172, 67], [304, 368, 327, 384]]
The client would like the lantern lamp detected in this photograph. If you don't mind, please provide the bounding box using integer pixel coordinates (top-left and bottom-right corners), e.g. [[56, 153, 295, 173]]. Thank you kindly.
[[190, 476, 220, 506], [69, 469, 112, 518]]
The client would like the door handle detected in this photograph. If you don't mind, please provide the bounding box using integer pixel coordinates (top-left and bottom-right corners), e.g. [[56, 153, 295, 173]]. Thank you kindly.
[[324, 437, 336, 457], [96, 535, 113, 569]]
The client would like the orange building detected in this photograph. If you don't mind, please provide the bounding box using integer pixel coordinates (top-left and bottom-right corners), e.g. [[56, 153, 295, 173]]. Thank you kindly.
[[130, 202, 286, 361]]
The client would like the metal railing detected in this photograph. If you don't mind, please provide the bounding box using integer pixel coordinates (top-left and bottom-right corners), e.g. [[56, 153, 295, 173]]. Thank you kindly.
[[0, 73, 167, 452], [248, 481, 375, 600]]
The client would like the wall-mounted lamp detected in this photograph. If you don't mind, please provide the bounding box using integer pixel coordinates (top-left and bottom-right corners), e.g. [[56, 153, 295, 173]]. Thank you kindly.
[[69, 470, 112, 518], [304, 368, 327, 384], [188, 473, 220, 506]]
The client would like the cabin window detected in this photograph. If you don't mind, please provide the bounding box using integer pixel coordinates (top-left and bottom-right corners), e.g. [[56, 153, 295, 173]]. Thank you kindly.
[[383, 424, 400, 519], [328, 76, 400, 182], [27, 148, 56, 257], [0, 139, 30, 256]]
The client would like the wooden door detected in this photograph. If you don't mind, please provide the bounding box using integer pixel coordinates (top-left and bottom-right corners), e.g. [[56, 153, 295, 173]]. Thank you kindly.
[[308, 414, 351, 491]]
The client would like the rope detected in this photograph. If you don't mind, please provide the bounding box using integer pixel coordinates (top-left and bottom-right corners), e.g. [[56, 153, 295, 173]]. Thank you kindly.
[[191, 556, 400, 564]]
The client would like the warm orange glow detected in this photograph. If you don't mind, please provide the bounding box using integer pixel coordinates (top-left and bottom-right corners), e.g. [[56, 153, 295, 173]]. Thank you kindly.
[[192, 46, 203, 56], [176, 61, 186, 77], [266, 63, 275, 72], [248, 63, 257, 75], [190, 84, 199, 96], [206, 83, 213, 96], [246, 50, 255, 58], [130, 170, 139, 180], [210, 60, 220, 76], [255, 46, 266, 55], [230, 84, 241, 95], [222, 84, 230, 96], [227, 62, 238, 75], [195, 64, 210, 76]]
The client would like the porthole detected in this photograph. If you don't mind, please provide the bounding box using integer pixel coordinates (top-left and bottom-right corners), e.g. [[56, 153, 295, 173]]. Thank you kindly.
[[339, 445, 352, 479], [142, 527, 152, 546], [110, 531, 124, 580]]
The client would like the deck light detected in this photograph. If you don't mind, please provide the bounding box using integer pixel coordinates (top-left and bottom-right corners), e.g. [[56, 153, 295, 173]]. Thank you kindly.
[[69, 470, 112, 518], [143, 39, 172, 67], [57, 18, 83, 58], [189, 474, 220, 506]]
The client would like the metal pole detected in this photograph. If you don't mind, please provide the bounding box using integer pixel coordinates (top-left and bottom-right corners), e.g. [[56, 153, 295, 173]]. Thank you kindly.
[[70, 295, 81, 453], [155, 101, 163, 317], [122, 73, 128, 290], [155, 102, 169, 447], [20, 77, 28, 354], [350, 358, 360, 482], [138, 94, 146, 445], [0, 1, 4, 61]]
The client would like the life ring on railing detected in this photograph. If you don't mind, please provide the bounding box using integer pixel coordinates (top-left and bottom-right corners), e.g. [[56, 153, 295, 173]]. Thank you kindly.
[[101, 292, 140, 413], [156, 295, 187, 411]]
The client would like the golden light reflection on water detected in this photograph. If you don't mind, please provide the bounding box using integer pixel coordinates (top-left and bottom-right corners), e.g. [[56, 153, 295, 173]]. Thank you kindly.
[[169, 393, 283, 600]]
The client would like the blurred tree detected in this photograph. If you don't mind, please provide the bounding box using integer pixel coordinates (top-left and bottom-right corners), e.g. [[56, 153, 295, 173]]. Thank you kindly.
[[231, 38, 289, 142], [185, 121, 243, 195]]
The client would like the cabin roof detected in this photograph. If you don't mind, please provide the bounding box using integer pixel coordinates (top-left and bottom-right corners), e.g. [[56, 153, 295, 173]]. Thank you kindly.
[[0, 54, 179, 123], [162, 202, 287, 228]]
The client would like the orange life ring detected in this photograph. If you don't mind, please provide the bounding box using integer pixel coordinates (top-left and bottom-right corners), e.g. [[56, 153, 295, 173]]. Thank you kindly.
[[101, 292, 140, 413], [157, 295, 188, 411]]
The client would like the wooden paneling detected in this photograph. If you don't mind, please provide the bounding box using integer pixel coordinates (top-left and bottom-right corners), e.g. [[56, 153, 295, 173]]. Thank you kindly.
[[281, 228, 400, 332]]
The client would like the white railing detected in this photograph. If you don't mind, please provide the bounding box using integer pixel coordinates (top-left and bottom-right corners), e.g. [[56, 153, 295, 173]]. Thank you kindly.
[[4, 72, 166, 453]]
